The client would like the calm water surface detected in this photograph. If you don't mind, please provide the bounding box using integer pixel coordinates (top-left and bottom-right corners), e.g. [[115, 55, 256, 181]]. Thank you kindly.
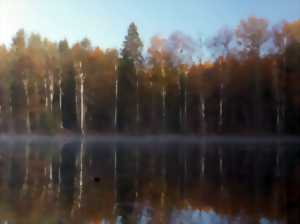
[[0, 138, 299, 224]]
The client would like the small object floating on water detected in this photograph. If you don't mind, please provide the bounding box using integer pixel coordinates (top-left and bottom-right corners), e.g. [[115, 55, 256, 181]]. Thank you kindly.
[[94, 177, 101, 183]]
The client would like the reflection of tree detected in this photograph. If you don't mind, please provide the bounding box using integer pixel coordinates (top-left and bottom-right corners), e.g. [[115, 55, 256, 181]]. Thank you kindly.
[[59, 142, 79, 217], [0, 140, 299, 223], [115, 144, 138, 223]]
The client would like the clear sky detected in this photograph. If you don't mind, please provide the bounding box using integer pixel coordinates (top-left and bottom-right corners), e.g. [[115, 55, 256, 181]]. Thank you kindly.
[[0, 0, 299, 49]]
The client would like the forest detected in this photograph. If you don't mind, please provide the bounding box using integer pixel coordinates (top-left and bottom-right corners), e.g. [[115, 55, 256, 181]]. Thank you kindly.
[[0, 16, 299, 135]]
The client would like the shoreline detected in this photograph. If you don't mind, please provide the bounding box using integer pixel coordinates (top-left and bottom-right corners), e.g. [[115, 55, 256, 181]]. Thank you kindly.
[[0, 134, 299, 144]]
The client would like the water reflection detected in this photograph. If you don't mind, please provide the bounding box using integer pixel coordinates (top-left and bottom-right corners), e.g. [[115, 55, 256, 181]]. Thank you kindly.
[[0, 139, 299, 223]]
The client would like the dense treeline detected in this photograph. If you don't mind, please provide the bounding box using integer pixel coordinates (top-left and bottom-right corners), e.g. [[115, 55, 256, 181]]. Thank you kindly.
[[0, 17, 299, 135]]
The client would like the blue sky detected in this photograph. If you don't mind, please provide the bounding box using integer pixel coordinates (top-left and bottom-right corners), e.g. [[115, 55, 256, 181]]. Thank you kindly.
[[0, 0, 299, 49]]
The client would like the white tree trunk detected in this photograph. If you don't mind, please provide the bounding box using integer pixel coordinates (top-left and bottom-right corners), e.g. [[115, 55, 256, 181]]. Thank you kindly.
[[49, 73, 54, 112], [184, 83, 188, 130], [162, 87, 166, 130], [23, 80, 31, 134], [161, 65, 166, 131], [136, 79, 140, 127], [79, 73, 85, 135], [44, 77, 48, 110], [58, 75, 63, 129], [59, 76, 62, 111], [218, 83, 224, 131], [114, 79, 118, 131], [200, 95, 206, 134]]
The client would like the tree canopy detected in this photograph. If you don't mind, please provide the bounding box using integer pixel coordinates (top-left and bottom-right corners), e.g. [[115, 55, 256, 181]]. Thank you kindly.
[[0, 18, 300, 135]]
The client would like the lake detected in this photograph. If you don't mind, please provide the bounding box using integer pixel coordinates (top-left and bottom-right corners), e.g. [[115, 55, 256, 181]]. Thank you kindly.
[[0, 137, 299, 224]]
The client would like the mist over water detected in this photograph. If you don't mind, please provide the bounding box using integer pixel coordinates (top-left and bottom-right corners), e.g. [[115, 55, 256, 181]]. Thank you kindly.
[[0, 138, 299, 223], [0, 1, 299, 224]]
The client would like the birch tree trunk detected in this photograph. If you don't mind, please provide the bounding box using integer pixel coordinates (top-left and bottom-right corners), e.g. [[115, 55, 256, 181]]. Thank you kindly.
[[200, 95, 206, 134], [23, 79, 31, 134], [79, 72, 85, 135]]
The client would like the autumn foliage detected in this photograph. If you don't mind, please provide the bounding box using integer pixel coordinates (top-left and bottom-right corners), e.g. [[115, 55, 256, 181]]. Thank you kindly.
[[0, 18, 299, 135]]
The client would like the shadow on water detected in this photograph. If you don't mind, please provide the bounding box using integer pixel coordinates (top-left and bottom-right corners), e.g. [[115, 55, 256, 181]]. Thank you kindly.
[[0, 137, 299, 223]]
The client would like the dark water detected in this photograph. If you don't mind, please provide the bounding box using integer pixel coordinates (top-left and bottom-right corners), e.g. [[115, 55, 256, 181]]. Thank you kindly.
[[0, 138, 299, 224]]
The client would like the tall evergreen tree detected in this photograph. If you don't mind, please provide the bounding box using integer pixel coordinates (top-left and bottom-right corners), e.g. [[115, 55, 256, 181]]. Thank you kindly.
[[117, 23, 143, 133], [59, 40, 78, 131], [121, 22, 144, 68], [61, 62, 77, 131]]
